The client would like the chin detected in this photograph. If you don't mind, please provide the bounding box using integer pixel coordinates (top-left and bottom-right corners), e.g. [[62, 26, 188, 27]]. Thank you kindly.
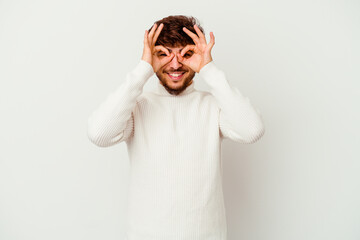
[[156, 71, 195, 95]]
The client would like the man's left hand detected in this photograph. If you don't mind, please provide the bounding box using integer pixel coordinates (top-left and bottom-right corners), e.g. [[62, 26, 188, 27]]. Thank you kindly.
[[178, 25, 215, 73]]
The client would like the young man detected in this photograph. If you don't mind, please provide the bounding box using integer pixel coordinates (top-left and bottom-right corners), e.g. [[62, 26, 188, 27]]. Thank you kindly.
[[88, 15, 265, 240]]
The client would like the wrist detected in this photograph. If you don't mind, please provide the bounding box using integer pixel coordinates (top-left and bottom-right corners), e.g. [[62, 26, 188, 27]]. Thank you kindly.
[[141, 57, 151, 65], [199, 59, 213, 72]]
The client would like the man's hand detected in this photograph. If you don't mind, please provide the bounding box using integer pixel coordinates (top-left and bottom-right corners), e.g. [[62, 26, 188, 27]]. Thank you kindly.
[[178, 25, 215, 73], [142, 23, 174, 72]]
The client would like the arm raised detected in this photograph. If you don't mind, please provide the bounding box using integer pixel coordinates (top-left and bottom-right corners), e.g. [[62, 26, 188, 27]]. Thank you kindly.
[[87, 60, 153, 147], [87, 23, 174, 147], [199, 61, 265, 144]]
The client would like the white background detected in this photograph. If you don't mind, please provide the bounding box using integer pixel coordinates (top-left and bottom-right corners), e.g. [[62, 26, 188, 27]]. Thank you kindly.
[[1, 0, 359, 239]]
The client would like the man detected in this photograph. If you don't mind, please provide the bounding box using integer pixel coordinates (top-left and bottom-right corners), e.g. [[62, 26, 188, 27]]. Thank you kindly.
[[88, 15, 265, 240]]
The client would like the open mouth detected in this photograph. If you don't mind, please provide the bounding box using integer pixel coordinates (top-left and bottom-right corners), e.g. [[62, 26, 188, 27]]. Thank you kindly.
[[167, 72, 185, 81]]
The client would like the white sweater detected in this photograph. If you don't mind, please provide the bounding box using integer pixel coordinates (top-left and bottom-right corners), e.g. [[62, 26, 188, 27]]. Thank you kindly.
[[87, 60, 265, 240]]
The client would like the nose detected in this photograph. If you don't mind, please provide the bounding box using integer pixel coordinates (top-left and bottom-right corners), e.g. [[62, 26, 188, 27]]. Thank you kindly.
[[168, 53, 182, 69]]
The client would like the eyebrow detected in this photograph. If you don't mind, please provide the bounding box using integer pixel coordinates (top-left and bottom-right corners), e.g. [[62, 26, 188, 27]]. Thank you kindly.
[[165, 48, 184, 53]]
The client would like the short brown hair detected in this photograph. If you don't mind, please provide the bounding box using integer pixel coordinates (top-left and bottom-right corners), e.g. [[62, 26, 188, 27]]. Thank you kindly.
[[148, 15, 204, 48]]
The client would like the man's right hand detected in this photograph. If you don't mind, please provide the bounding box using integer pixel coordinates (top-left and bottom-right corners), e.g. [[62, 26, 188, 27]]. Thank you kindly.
[[142, 23, 174, 73]]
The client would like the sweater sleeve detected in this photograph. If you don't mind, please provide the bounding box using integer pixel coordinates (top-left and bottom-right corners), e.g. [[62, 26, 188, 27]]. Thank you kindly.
[[87, 60, 154, 147], [198, 61, 265, 144]]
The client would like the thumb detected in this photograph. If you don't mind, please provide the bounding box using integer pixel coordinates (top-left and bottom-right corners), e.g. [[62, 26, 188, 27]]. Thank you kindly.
[[177, 52, 188, 64], [176, 52, 183, 61]]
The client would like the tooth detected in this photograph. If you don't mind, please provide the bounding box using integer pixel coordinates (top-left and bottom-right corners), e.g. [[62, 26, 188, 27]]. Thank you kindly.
[[169, 73, 182, 77]]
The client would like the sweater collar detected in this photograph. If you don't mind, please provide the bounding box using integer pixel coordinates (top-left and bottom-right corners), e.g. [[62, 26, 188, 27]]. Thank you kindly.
[[155, 80, 195, 96]]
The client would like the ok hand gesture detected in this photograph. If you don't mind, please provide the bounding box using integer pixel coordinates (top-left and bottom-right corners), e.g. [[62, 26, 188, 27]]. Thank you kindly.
[[141, 23, 175, 73], [178, 25, 215, 73]]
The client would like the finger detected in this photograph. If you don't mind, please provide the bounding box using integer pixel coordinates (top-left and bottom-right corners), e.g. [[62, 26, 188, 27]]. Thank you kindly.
[[149, 23, 158, 35], [176, 52, 184, 62], [180, 45, 195, 56], [159, 52, 175, 69], [148, 23, 158, 44], [194, 24, 206, 44], [177, 53, 189, 64], [153, 45, 170, 56], [209, 32, 215, 48], [182, 27, 200, 45], [152, 23, 164, 46], [165, 52, 175, 62], [144, 30, 149, 45]]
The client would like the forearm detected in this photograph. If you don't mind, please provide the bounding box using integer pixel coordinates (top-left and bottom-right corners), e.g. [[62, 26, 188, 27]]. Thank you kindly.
[[199, 61, 265, 143], [87, 60, 154, 147]]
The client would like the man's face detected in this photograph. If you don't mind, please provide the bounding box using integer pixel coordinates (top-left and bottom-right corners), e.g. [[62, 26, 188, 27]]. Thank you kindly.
[[155, 45, 195, 96]]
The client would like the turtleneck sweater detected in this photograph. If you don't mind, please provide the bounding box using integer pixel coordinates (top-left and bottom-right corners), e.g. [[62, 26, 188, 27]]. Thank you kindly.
[[87, 60, 265, 240]]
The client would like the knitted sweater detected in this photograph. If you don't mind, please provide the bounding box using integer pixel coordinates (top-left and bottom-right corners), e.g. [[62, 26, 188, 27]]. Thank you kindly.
[[87, 60, 265, 240]]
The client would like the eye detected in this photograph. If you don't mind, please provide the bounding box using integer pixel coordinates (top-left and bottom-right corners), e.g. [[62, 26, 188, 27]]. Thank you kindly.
[[183, 51, 194, 57], [160, 54, 167, 56]]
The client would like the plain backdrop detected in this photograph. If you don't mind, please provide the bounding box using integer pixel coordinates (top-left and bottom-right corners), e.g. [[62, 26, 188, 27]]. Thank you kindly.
[[0, 0, 359, 239]]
